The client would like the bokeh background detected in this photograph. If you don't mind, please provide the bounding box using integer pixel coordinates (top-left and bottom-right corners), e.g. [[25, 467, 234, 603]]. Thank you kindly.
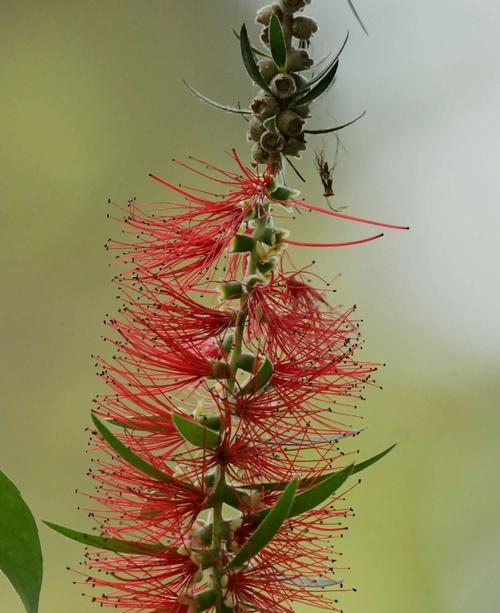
[[1, 1, 499, 612]]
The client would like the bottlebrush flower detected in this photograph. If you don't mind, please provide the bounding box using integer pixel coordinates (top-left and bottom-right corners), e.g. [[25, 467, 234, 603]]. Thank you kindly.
[[47, 4, 406, 612]]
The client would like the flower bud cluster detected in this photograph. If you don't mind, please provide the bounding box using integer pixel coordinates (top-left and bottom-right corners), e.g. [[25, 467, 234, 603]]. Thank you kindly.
[[249, 3, 318, 166]]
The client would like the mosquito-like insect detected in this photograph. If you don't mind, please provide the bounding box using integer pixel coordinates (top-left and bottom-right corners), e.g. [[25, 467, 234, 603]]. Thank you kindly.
[[314, 136, 348, 212]]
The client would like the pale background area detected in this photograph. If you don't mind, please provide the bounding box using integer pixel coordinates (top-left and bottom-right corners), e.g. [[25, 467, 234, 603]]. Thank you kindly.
[[1, 1, 499, 612]]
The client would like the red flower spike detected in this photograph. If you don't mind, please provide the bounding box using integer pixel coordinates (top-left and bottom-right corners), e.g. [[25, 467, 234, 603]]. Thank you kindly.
[[70, 139, 403, 610]]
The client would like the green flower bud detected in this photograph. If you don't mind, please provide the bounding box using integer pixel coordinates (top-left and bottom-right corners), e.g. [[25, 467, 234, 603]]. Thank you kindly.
[[250, 91, 280, 120], [292, 16, 318, 39], [279, 0, 308, 14], [220, 281, 244, 300], [247, 117, 265, 142], [210, 360, 231, 379], [260, 129, 286, 153], [276, 110, 305, 137], [270, 73, 297, 99], [256, 3, 283, 25], [258, 58, 279, 82], [244, 274, 265, 288], [287, 48, 314, 71]]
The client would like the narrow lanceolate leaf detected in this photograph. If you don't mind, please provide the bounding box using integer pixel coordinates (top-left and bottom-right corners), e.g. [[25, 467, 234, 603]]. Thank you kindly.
[[277, 575, 342, 587], [91, 413, 186, 487], [0, 470, 43, 613], [298, 33, 349, 92], [292, 58, 340, 108], [232, 28, 271, 58], [346, 0, 369, 35], [183, 80, 251, 115], [195, 589, 217, 611], [44, 522, 164, 556], [269, 11, 287, 71], [246, 444, 397, 492], [287, 464, 354, 518], [304, 111, 367, 135], [240, 24, 274, 95], [229, 479, 297, 569], [240, 357, 274, 395], [351, 443, 397, 475], [172, 413, 220, 450]]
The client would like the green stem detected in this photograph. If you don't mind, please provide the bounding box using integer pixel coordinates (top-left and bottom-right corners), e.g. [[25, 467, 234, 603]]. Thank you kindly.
[[211, 210, 270, 612]]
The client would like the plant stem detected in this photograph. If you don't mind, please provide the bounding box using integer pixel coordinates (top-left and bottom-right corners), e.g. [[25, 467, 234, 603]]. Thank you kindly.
[[211, 208, 270, 612]]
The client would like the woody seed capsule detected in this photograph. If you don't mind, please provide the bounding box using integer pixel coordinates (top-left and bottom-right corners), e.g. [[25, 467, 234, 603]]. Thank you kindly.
[[251, 91, 281, 120], [251, 142, 271, 164], [279, 0, 308, 14], [284, 135, 307, 157], [258, 58, 279, 82], [287, 48, 314, 71], [260, 130, 286, 153], [292, 16, 318, 39], [270, 73, 297, 99], [277, 110, 305, 137], [260, 26, 270, 47], [247, 117, 265, 142], [256, 3, 283, 25]]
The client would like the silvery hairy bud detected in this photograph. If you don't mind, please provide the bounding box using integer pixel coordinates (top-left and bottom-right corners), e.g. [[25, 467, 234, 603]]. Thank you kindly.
[[260, 130, 286, 153], [247, 117, 265, 142], [287, 48, 314, 71], [292, 16, 318, 39], [277, 110, 305, 137], [256, 3, 283, 25], [279, 0, 309, 14], [284, 135, 307, 157], [270, 73, 297, 99], [251, 90, 281, 120], [258, 58, 279, 82]]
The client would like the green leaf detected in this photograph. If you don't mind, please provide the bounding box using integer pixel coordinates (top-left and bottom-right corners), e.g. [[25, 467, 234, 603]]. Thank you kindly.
[[269, 11, 287, 71], [183, 80, 251, 115], [292, 59, 340, 107], [195, 589, 217, 611], [172, 413, 220, 449], [298, 33, 348, 92], [0, 470, 43, 613], [352, 443, 397, 474], [304, 111, 366, 135], [240, 24, 274, 95], [278, 575, 342, 587], [240, 357, 274, 395], [346, 0, 369, 35], [222, 486, 250, 510], [287, 464, 354, 518], [43, 522, 164, 555], [232, 28, 271, 58], [229, 479, 298, 569], [91, 414, 187, 487], [246, 444, 397, 492]]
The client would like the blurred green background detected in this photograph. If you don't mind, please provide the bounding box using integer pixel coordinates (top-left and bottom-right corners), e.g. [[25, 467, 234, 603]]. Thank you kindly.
[[1, 1, 499, 612]]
